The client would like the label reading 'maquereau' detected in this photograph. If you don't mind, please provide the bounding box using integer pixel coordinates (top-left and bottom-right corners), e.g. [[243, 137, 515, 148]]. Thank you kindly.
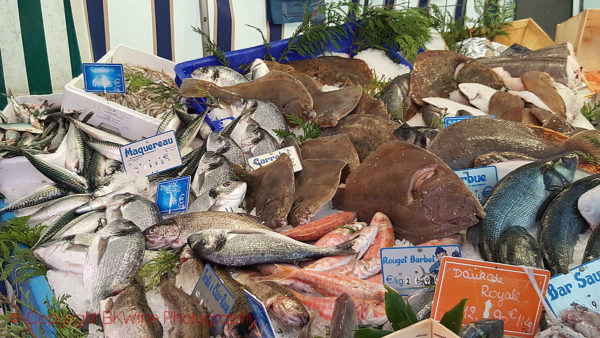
[[454, 166, 499, 203], [119, 130, 182, 176], [545, 257, 600, 316], [247, 146, 303, 172], [192, 264, 235, 336], [82, 63, 125, 93]]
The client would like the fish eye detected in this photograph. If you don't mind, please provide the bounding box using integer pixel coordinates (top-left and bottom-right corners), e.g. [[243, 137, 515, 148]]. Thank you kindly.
[[148, 228, 155, 234], [223, 182, 230, 187]]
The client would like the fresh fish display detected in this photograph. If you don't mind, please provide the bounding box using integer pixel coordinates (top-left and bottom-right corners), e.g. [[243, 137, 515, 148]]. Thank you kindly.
[[119, 195, 162, 231], [187, 180, 247, 212], [497, 226, 544, 268], [0, 184, 68, 213], [27, 194, 91, 226], [393, 125, 439, 148], [68, 118, 130, 145], [427, 117, 600, 170], [454, 58, 505, 89], [52, 211, 105, 238], [326, 257, 381, 279], [521, 70, 566, 117], [335, 141, 484, 244], [540, 174, 600, 275], [239, 123, 280, 157], [84, 137, 122, 162], [330, 293, 358, 338], [144, 211, 271, 250], [100, 283, 163, 338], [206, 130, 247, 169], [537, 303, 600, 338], [83, 219, 145, 311], [211, 265, 255, 337], [244, 58, 270, 80], [363, 212, 395, 259], [236, 99, 287, 142], [300, 134, 360, 178], [188, 228, 355, 266], [478, 153, 578, 262], [175, 257, 204, 294], [409, 51, 468, 106], [460, 319, 504, 338], [578, 185, 600, 230], [244, 153, 295, 228], [159, 274, 209, 338], [458, 83, 498, 113]]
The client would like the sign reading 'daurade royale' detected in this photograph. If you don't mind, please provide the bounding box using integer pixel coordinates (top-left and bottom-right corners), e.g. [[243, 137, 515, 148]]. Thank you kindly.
[[119, 130, 182, 176]]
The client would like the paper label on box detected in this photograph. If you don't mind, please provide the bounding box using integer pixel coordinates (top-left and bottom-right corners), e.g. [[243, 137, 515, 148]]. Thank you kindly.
[[431, 257, 550, 338], [545, 257, 600, 316], [119, 130, 182, 176], [381, 245, 461, 296], [191, 264, 235, 336], [454, 166, 498, 203], [155, 176, 190, 214], [247, 146, 303, 172], [82, 63, 125, 93], [443, 115, 495, 128], [244, 290, 276, 338]]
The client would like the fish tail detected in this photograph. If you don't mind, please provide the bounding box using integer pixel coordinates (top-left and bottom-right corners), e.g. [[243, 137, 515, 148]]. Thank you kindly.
[[255, 264, 298, 282], [329, 239, 357, 257], [564, 130, 600, 159]]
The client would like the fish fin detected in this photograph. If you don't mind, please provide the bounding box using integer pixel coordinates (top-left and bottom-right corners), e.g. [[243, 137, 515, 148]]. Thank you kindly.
[[331, 239, 357, 257], [563, 130, 600, 159]]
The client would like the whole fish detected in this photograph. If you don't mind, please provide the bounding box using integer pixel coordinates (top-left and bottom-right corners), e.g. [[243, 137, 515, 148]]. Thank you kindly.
[[119, 195, 162, 231], [266, 265, 386, 300], [381, 73, 410, 120], [406, 288, 435, 320], [100, 283, 163, 338], [458, 83, 498, 113], [187, 181, 247, 213], [206, 120, 247, 168], [0, 123, 43, 133], [18, 132, 36, 147], [393, 125, 439, 149], [35, 207, 81, 247], [191, 65, 248, 86], [497, 226, 544, 268], [477, 153, 577, 261], [330, 293, 358, 338], [27, 194, 91, 226], [159, 275, 210, 338], [68, 118, 129, 145], [32, 234, 93, 274], [281, 211, 357, 242], [188, 228, 355, 266], [289, 290, 387, 326], [5, 129, 20, 146], [176, 109, 208, 150], [23, 150, 89, 193], [237, 99, 287, 142], [191, 151, 235, 197], [0, 185, 68, 213], [48, 118, 66, 152], [427, 117, 600, 170], [65, 122, 86, 174], [239, 123, 279, 157], [236, 274, 309, 327], [144, 211, 271, 250], [84, 137, 122, 162], [53, 211, 105, 238], [363, 212, 395, 260], [579, 185, 600, 230], [83, 219, 145, 311], [583, 226, 600, 264], [540, 174, 600, 275], [211, 266, 255, 337], [461, 319, 504, 338], [156, 109, 181, 134]]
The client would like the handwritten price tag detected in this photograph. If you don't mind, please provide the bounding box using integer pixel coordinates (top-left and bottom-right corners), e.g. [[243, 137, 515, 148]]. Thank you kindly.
[[431, 257, 550, 338]]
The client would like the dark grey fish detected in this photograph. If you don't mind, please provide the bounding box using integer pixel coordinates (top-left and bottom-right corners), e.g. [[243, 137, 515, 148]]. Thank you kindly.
[[461, 319, 504, 338], [239, 123, 279, 157], [478, 153, 578, 261], [0, 185, 68, 213], [191, 151, 235, 197], [330, 293, 358, 338], [540, 174, 600, 275], [406, 288, 435, 321], [497, 226, 544, 268], [381, 73, 410, 120], [422, 103, 444, 128], [583, 226, 600, 264], [393, 126, 439, 148], [187, 228, 355, 266]]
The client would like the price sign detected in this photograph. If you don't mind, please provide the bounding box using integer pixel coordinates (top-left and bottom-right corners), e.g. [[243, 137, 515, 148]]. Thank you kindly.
[[431, 257, 550, 338]]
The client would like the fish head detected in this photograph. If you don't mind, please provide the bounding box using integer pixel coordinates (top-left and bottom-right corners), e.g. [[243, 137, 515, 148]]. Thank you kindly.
[[267, 294, 310, 327], [187, 230, 227, 255], [210, 181, 247, 211], [206, 133, 227, 151], [143, 219, 181, 249], [409, 165, 485, 226], [199, 152, 223, 171], [543, 152, 579, 192]]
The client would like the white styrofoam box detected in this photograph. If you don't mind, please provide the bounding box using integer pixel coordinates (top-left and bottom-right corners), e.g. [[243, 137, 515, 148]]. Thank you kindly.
[[62, 44, 175, 141], [1, 93, 67, 202]]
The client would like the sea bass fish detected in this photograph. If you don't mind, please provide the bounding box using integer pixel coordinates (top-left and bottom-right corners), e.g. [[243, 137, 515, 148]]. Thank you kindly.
[[540, 174, 600, 275], [427, 116, 600, 170], [187, 228, 355, 266], [144, 211, 272, 250], [477, 153, 578, 262]]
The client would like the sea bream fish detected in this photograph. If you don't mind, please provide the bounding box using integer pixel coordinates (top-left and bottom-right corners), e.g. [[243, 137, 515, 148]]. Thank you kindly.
[[187, 181, 247, 212], [191, 65, 248, 86], [191, 151, 235, 197], [187, 228, 355, 266], [475, 153, 578, 262]]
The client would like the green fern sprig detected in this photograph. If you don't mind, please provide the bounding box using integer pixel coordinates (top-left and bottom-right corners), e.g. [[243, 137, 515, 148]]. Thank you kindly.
[[246, 24, 276, 61], [192, 26, 230, 67]]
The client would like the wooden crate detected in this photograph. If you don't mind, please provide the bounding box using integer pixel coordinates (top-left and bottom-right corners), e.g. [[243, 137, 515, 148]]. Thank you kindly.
[[383, 319, 459, 338], [493, 18, 554, 50], [556, 9, 600, 70]]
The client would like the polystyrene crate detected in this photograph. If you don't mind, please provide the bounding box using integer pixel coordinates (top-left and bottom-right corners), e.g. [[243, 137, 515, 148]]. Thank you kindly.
[[174, 23, 413, 131], [62, 44, 176, 141]]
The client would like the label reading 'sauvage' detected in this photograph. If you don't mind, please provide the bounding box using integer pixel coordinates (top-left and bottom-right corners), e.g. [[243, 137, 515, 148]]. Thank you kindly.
[[454, 166, 498, 203], [119, 130, 182, 176]]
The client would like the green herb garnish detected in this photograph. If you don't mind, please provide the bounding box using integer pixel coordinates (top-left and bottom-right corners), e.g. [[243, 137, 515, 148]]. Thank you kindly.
[[192, 26, 230, 67], [43, 295, 86, 338], [337, 225, 357, 234], [273, 114, 321, 142], [246, 24, 276, 61], [581, 101, 600, 129], [0, 216, 48, 284], [138, 249, 181, 291], [363, 71, 390, 99]]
